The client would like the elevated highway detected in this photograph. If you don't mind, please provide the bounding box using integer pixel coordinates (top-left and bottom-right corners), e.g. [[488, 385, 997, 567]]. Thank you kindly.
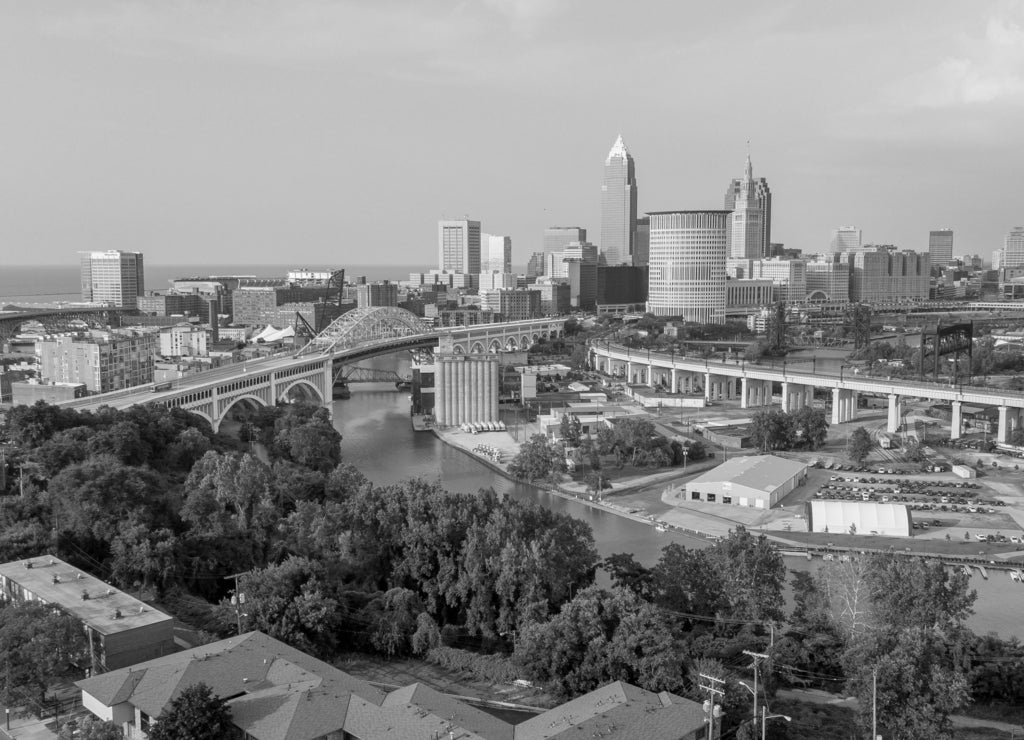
[[590, 343, 1024, 442]]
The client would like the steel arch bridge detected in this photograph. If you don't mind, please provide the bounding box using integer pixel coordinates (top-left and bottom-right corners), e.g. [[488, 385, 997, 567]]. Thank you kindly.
[[295, 307, 435, 357]]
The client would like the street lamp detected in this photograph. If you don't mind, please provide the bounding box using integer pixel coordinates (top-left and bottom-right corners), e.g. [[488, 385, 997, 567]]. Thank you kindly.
[[762, 707, 792, 740]]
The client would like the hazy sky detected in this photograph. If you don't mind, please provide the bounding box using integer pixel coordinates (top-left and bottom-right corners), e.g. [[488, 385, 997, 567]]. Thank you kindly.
[[2, 0, 1022, 267]]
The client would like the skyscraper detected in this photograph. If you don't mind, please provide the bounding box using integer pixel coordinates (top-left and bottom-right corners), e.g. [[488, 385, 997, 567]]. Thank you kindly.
[[646, 211, 729, 323], [830, 227, 862, 253], [438, 220, 481, 274], [726, 155, 765, 259], [600, 135, 637, 266], [724, 156, 771, 257], [928, 229, 954, 266], [999, 227, 1024, 269], [481, 234, 512, 273], [543, 227, 587, 256], [79, 250, 145, 308], [632, 216, 650, 267]]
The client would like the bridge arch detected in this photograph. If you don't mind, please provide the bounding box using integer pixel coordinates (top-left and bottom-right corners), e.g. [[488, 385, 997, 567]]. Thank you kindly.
[[452, 343, 466, 354], [807, 289, 831, 302], [488, 339, 503, 352], [470, 341, 485, 354], [278, 379, 325, 406], [520, 334, 531, 348], [218, 395, 269, 433], [505, 337, 519, 351], [297, 306, 434, 357]]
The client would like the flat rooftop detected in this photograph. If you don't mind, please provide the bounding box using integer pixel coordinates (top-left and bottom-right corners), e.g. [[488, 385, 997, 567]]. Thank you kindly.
[[687, 454, 807, 492], [0, 555, 172, 635]]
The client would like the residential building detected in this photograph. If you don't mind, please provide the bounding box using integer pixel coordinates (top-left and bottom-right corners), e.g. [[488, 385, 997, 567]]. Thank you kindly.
[[830, 226, 862, 253], [543, 226, 587, 257], [725, 155, 767, 259], [684, 454, 807, 509], [726, 257, 807, 303], [844, 246, 930, 303], [998, 226, 1024, 269], [647, 211, 729, 323], [158, 324, 208, 358], [0, 555, 174, 672], [79, 250, 145, 308], [806, 255, 851, 302], [724, 160, 772, 258], [481, 234, 512, 273], [600, 135, 637, 266], [438, 219, 481, 275], [928, 229, 954, 266], [37, 333, 156, 393], [76, 630, 707, 740], [356, 281, 399, 308]]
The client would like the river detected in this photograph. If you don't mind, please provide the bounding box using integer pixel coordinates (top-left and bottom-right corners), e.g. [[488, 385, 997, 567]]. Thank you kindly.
[[332, 355, 1024, 640]]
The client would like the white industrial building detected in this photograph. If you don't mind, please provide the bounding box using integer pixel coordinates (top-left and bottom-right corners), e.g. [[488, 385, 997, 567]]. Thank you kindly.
[[806, 500, 912, 537], [684, 455, 807, 509]]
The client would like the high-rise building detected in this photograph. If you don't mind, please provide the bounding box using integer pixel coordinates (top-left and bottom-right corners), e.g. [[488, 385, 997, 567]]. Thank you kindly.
[[79, 250, 145, 308], [543, 227, 587, 256], [830, 227, 862, 253], [726, 155, 765, 260], [806, 255, 850, 303], [647, 211, 729, 323], [998, 227, 1024, 269], [438, 220, 481, 275], [928, 229, 954, 266], [724, 156, 771, 258], [356, 281, 399, 308], [481, 234, 512, 273], [600, 135, 637, 266], [37, 333, 157, 393], [526, 252, 545, 278], [544, 242, 598, 310], [632, 216, 650, 267], [844, 246, 930, 303]]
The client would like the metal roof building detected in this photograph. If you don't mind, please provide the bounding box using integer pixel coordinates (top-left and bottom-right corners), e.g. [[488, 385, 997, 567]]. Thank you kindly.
[[684, 454, 808, 509]]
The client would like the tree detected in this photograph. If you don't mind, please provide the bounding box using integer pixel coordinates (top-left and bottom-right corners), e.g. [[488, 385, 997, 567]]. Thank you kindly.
[[847, 427, 873, 463], [508, 434, 564, 482], [559, 413, 583, 448], [0, 601, 88, 706], [711, 526, 786, 621], [749, 409, 794, 452], [790, 406, 829, 449], [603, 553, 655, 600], [149, 683, 232, 740], [651, 543, 725, 619], [59, 718, 123, 740]]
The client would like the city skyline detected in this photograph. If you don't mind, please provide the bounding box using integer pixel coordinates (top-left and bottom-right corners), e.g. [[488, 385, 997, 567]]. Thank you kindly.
[[2, 1, 1022, 267]]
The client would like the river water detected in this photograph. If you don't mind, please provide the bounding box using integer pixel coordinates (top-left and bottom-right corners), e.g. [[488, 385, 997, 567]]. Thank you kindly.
[[332, 355, 1024, 640]]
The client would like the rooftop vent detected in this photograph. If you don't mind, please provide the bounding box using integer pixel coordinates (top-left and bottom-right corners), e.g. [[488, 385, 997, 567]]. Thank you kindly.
[[113, 609, 122, 620], [138, 606, 145, 614], [76, 572, 84, 580], [24, 560, 32, 569], [106, 588, 114, 596], [52, 574, 61, 584], [81, 590, 89, 601]]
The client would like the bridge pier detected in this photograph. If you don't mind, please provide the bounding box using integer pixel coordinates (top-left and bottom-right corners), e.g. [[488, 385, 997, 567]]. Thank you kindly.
[[782, 382, 810, 413], [704, 374, 735, 402], [887, 394, 903, 433], [996, 406, 1021, 444], [951, 401, 962, 440], [831, 388, 857, 424], [741, 378, 771, 409]]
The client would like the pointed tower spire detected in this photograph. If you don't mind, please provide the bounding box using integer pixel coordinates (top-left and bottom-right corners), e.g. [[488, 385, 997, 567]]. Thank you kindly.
[[606, 134, 630, 164], [744, 141, 753, 182]]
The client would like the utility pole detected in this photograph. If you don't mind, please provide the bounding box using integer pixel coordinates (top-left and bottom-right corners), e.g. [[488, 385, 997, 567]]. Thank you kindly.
[[743, 649, 769, 728], [872, 667, 878, 740], [226, 573, 247, 635], [699, 673, 725, 740]]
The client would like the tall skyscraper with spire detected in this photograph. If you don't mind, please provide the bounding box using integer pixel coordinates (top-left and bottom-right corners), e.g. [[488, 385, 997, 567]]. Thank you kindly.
[[600, 135, 637, 266], [724, 152, 771, 258]]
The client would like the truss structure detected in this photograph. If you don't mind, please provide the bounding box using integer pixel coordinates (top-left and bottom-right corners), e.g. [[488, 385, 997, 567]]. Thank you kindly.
[[295, 307, 435, 357]]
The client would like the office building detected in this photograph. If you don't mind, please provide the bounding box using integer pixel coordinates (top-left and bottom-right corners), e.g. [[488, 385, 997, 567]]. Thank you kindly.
[[725, 155, 768, 259], [724, 158, 772, 258], [600, 135, 637, 266], [726, 278, 775, 312], [526, 251, 545, 278], [830, 227, 862, 253], [479, 288, 541, 321], [481, 234, 512, 273], [928, 229, 954, 266], [356, 281, 399, 308], [0, 554, 174, 671], [647, 211, 729, 323], [544, 242, 598, 310], [478, 272, 517, 291], [438, 219, 481, 275], [534, 278, 572, 315], [543, 226, 587, 256], [597, 265, 648, 306], [727, 257, 807, 303], [845, 246, 930, 303], [632, 216, 650, 267], [998, 226, 1024, 269], [76, 630, 707, 740], [806, 255, 851, 302], [79, 250, 145, 308], [37, 333, 157, 394]]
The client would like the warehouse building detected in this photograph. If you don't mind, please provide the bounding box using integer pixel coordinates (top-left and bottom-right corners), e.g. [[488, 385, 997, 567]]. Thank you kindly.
[[684, 454, 807, 509]]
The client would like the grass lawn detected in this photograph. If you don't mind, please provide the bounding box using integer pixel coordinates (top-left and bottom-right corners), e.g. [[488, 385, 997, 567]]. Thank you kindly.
[[770, 698, 859, 739]]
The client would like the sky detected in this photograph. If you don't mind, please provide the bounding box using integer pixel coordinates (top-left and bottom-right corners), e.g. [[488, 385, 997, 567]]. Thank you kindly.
[[2, 0, 1023, 267]]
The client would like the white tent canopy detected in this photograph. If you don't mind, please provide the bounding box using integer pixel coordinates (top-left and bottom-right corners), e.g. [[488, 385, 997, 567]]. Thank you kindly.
[[806, 500, 911, 537]]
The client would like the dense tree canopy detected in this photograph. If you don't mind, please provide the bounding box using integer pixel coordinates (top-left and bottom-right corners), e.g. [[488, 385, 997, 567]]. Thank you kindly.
[[149, 683, 232, 740]]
